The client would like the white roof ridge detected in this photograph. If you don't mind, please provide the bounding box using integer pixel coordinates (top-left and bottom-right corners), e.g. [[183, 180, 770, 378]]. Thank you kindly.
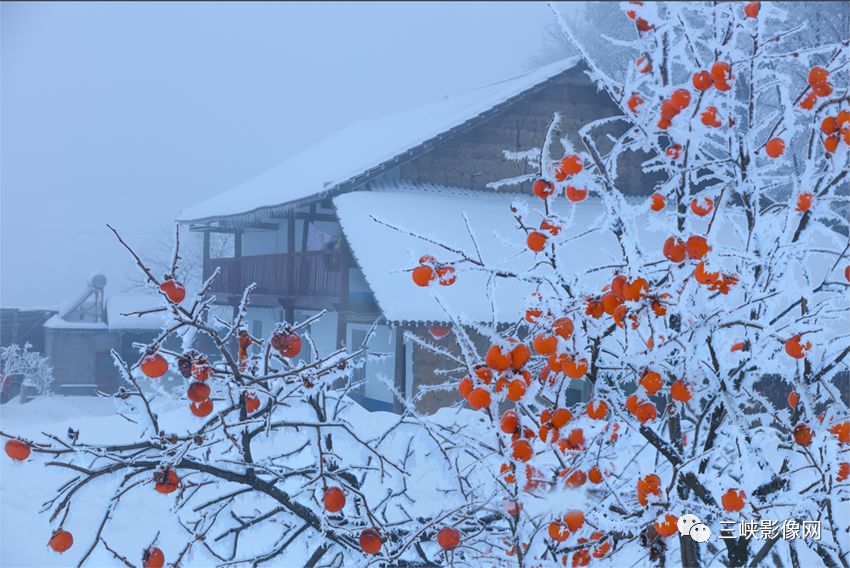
[[368, 180, 527, 199], [177, 56, 583, 223]]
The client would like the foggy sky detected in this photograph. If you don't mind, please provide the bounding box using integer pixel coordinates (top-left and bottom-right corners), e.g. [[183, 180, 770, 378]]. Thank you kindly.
[[1, 2, 562, 308]]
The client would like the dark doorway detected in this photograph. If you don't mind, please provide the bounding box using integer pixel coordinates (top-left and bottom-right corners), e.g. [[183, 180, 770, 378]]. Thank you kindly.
[[95, 350, 117, 393]]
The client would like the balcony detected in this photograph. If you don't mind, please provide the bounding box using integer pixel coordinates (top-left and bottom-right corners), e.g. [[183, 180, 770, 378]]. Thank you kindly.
[[204, 251, 344, 300]]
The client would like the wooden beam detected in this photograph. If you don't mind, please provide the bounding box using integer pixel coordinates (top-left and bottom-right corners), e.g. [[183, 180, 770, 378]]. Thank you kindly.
[[336, 311, 347, 350], [233, 229, 243, 317], [393, 325, 406, 413], [293, 212, 337, 222], [188, 222, 278, 233], [202, 231, 210, 281], [300, 203, 315, 252], [188, 224, 239, 234], [337, 238, 350, 349], [287, 210, 295, 295]]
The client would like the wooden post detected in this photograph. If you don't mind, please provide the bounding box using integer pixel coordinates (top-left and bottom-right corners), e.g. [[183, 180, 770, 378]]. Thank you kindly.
[[233, 229, 242, 319], [336, 239, 350, 349], [393, 325, 406, 413], [287, 209, 295, 296], [202, 231, 210, 282], [301, 203, 315, 251]]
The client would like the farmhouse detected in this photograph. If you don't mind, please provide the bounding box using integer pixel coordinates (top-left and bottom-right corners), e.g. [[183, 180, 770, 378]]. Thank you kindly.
[[42, 274, 165, 395], [177, 57, 655, 413]]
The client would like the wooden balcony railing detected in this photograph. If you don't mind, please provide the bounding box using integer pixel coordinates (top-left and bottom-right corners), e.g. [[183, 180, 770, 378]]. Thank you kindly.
[[204, 251, 344, 298]]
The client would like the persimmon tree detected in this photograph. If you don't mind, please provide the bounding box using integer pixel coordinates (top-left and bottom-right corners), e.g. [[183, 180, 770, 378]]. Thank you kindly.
[[0, 227, 485, 567], [403, 2, 849, 567], [3, 3, 849, 568]]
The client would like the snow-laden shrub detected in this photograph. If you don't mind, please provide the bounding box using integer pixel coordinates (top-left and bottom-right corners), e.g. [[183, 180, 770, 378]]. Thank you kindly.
[[1, 343, 54, 395]]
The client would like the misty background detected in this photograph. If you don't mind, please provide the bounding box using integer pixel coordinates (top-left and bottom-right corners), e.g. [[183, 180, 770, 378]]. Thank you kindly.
[[5, 2, 842, 309], [1, 1, 584, 308]]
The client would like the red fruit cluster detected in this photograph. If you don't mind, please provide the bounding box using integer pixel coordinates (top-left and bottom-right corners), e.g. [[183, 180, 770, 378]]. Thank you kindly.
[[784, 335, 812, 360], [271, 329, 302, 358], [658, 89, 691, 129], [323, 487, 345, 513], [692, 61, 733, 93], [458, 366, 494, 410], [49, 529, 74, 553], [690, 197, 713, 217], [547, 353, 588, 380], [555, 154, 583, 181], [159, 278, 186, 303], [765, 138, 785, 158], [624, 1, 652, 33], [820, 110, 850, 153], [744, 1, 759, 18], [649, 192, 666, 211], [694, 261, 738, 294], [143, 547, 165, 568], [796, 192, 814, 213], [627, 392, 657, 423], [701, 106, 722, 128], [586, 276, 654, 330], [532, 178, 555, 200], [140, 352, 168, 379], [637, 473, 662, 506], [5, 439, 31, 461], [238, 330, 252, 371], [412, 255, 456, 287], [627, 92, 644, 114], [566, 186, 588, 202], [665, 144, 682, 160], [154, 469, 180, 494], [722, 489, 746, 512], [663, 235, 711, 263], [636, 54, 652, 74], [539, 406, 572, 434]]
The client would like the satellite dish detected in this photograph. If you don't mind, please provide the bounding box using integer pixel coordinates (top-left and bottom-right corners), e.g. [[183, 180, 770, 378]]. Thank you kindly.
[[89, 273, 108, 289]]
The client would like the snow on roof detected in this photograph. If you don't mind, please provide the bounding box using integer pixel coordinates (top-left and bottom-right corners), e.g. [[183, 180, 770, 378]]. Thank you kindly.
[[334, 183, 658, 324], [43, 315, 108, 330], [178, 57, 582, 223], [106, 296, 167, 330], [44, 296, 165, 331]]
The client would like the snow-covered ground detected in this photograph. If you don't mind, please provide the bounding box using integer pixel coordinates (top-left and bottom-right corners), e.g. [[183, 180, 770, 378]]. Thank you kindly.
[[1, 394, 844, 567], [1, 396, 165, 567], [0, 394, 467, 567]]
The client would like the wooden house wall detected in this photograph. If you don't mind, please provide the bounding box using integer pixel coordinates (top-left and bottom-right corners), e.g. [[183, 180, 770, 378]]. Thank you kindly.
[[396, 68, 654, 196], [190, 67, 659, 414]]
